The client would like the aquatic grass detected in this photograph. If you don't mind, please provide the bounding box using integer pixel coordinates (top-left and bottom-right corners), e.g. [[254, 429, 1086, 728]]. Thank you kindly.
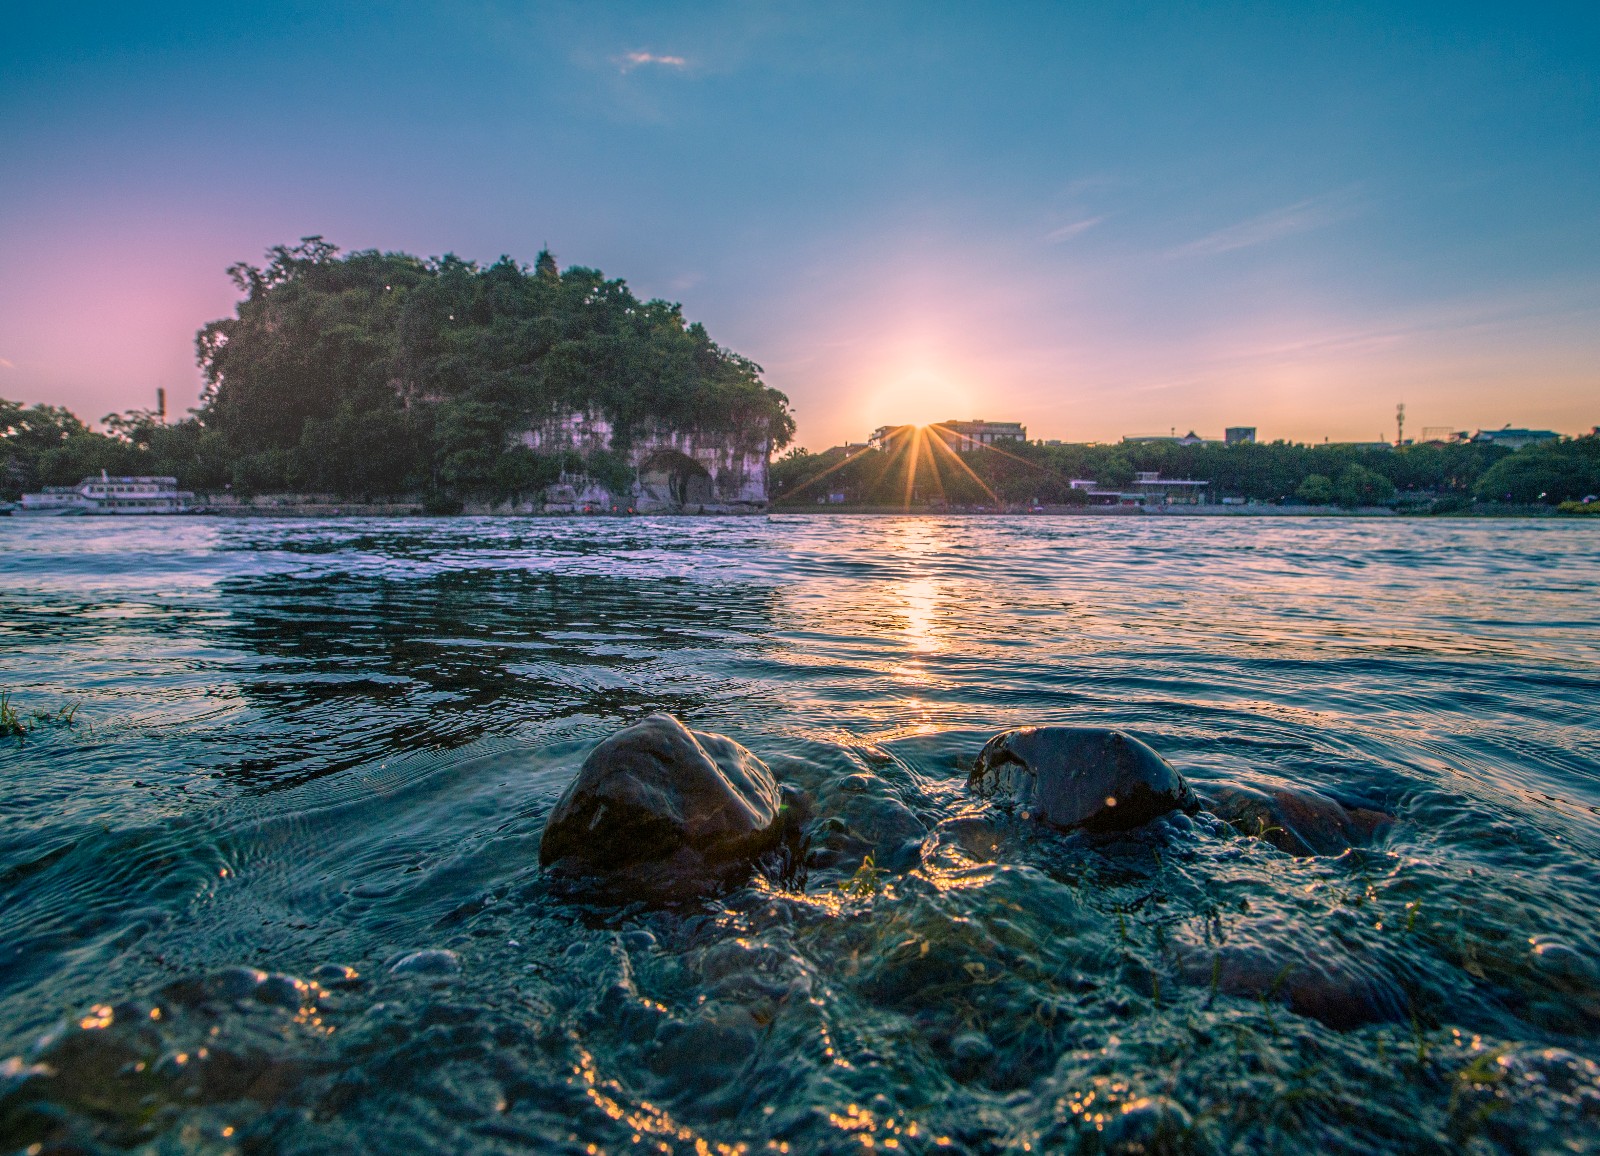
[[837, 853, 885, 899], [0, 691, 85, 739], [1447, 1046, 1513, 1142]]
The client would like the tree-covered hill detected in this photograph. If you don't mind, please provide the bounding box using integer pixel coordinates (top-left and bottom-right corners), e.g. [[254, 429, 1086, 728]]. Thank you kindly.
[[191, 238, 794, 498]]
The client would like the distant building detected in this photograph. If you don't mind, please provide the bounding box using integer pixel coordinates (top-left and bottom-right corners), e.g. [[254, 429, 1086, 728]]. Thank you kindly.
[[931, 420, 1027, 450], [1123, 430, 1217, 446], [1225, 427, 1256, 445], [867, 426, 902, 451], [1471, 426, 1560, 450], [1080, 471, 1209, 507], [19, 473, 192, 515], [1130, 471, 1208, 505]]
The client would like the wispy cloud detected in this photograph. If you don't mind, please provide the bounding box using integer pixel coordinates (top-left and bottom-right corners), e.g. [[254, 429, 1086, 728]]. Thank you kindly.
[[0, 357, 13, 369], [614, 51, 688, 74], [1172, 194, 1352, 258], [1045, 216, 1106, 244]]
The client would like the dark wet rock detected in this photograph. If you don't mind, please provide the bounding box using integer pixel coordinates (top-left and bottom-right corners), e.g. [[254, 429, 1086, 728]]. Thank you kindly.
[[969, 727, 1197, 832], [311, 963, 361, 988], [539, 714, 783, 879], [388, 949, 461, 977], [207, 965, 268, 1002], [1528, 936, 1599, 983], [949, 1031, 995, 1080], [1201, 782, 1393, 856], [255, 973, 315, 1009], [1178, 941, 1405, 1028], [1100, 1095, 1194, 1154]]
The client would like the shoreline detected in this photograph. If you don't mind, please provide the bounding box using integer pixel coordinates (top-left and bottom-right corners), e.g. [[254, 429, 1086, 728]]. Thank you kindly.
[[3, 505, 1576, 521]]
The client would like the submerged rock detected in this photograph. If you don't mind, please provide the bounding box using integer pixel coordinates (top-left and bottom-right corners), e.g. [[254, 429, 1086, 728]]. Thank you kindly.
[[969, 727, 1197, 833], [1100, 1095, 1194, 1154], [539, 714, 783, 880], [1202, 783, 1393, 856], [388, 949, 461, 977], [1178, 941, 1405, 1028], [804, 771, 928, 874]]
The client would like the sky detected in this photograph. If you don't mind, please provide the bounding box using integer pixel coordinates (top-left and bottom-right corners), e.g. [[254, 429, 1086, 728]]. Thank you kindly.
[[1, 1, 1597, 450]]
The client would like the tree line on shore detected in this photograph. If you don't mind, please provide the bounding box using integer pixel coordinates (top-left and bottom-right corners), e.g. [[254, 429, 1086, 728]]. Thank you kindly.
[[769, 429, 1600, 510], [0, 238, 794, 504]]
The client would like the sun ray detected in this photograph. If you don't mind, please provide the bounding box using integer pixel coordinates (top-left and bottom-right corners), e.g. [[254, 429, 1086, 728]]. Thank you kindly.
[[921, 432, 950, 506], [900, 426, 926, 510], [924, 425, 1002, 503], [872, 425, 917, 492], [775, 446, 876, 499]]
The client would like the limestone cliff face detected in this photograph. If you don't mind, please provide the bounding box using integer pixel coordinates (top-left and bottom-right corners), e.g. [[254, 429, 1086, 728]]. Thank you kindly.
[[517, 410, 770, 512]]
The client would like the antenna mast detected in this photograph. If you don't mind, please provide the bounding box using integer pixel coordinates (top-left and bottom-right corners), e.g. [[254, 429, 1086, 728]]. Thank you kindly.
[[1396, 402, 1405, 446]]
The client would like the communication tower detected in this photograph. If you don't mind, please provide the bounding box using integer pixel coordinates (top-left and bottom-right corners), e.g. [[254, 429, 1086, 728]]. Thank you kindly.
[[1395, 402, 1405, 446]]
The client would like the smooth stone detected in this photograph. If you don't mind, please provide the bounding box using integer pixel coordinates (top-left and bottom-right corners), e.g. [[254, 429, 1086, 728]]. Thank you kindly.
[[311, 963, 361, 987], [206, 966, 268, 1001], [1100, 1096, 1194, 1153], [969, 727, 1197, 833], [1529, 936, 1595, 972], [1201, 783, 1393, 856], [1181, 942, 1404, 1028], [388, 949, 461, 977], [950, 1031, 995, 1064], [539, 714, 782, 876], [255, 973, 313, 1009]]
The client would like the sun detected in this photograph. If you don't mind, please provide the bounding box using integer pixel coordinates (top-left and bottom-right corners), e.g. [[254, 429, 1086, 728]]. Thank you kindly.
[[862, 370, 974, 431]]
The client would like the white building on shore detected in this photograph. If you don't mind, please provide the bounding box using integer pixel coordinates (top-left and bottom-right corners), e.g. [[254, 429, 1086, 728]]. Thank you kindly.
[[20, 473, 193, 515]]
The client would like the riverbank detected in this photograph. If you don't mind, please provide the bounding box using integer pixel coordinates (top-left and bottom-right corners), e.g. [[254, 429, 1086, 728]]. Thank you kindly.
[[14, 491, 1569, 519]]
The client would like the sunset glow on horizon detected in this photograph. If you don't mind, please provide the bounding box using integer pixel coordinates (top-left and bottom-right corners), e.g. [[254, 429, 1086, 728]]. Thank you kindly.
[[2, 3, 1595, 448]]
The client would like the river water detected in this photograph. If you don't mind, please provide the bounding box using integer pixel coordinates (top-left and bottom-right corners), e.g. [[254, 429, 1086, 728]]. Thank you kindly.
[[2, 515, 1598, 1153]]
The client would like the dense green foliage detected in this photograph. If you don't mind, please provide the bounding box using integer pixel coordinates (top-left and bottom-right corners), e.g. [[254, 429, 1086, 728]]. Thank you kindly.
[[769, 431, 1592, 510], [1472, 434, 1600, 504], [192, 238, 793, 497], [3, 240, 795, 502], [0, 399, 225, 498]]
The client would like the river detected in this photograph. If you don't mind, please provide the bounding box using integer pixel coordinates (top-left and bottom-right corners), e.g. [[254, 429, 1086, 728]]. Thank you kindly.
[[2, 515, 1598, 1153]]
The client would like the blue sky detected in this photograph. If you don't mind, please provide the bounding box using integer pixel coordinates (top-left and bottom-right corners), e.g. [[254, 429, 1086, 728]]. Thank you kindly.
[[2, 1, 1596, 447]]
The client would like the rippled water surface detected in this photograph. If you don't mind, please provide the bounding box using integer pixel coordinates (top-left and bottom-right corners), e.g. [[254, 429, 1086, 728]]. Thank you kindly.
[[3, 515, 1599, 1153]]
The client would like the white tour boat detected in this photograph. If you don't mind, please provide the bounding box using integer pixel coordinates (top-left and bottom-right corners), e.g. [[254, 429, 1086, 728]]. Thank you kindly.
[[19, 472, 194, 515]]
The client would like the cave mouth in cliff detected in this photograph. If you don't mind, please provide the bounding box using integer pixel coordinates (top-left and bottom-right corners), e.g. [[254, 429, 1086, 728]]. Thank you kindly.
[[639, 449, 715, 507]]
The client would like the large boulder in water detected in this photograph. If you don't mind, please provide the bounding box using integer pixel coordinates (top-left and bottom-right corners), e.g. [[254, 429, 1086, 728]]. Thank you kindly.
[[539, 714, 783, 881], [969, 727, 1197, 832]]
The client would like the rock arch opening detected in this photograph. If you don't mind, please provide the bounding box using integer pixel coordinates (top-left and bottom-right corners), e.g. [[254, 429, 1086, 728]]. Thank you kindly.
[[638, 450, 715, 508]]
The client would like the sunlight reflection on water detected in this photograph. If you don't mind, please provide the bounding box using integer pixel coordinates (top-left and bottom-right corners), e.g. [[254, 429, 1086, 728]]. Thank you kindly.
[[1, 514, 1598, 1154]]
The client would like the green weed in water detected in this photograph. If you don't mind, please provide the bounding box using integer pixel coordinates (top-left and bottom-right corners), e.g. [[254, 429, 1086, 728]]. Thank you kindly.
[[838, 853, 885, 899], [0, 692, 84, 738]]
